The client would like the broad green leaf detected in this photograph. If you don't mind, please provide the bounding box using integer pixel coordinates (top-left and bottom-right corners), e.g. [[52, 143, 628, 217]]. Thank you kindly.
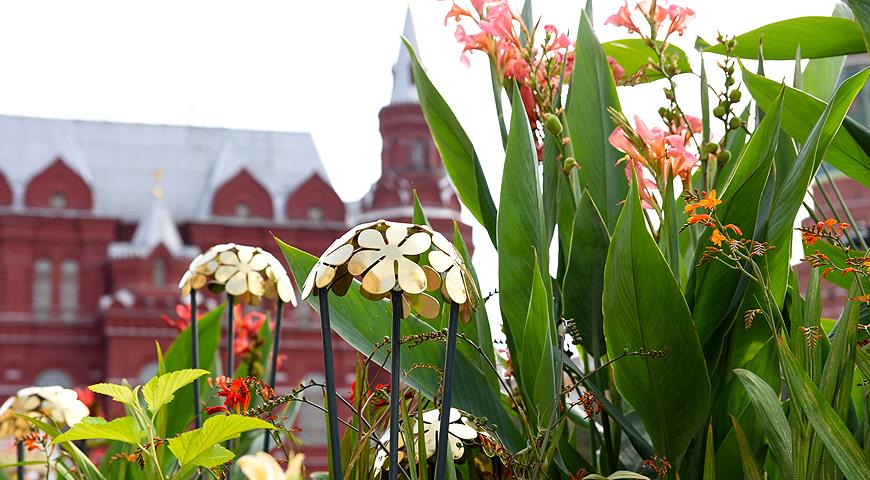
[[705, 17, 866, 59], [801, 1, 851, 103], [497, 86, 553, 432], [819, 282, 862, 420], [89, 383, 138, 406], [568, 9, 627, 230], [731, 415, 764, 480], [54, 416, 143, 445], [20, 416, 107, 480], [846, 0, 870, 52], [734, 368, 793, 478], [542, 133, 561, 245], [404, 39, 498, 246], [168, 414, 273, 467], [602, 39, 691, 83], [603, 173, 710, 461], [759, 68, 870, 305], [561, 190, 610, 357], [778, 337, 870, 478], [187, 444, 234, 469], [278, 241, 523, 450], [743, 67, 870, 190], [142, 368, 209, 414], [704, 423, 716, 480]]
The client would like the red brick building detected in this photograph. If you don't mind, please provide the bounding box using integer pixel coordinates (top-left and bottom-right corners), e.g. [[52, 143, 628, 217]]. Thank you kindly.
[[0, 10, 465, 467]]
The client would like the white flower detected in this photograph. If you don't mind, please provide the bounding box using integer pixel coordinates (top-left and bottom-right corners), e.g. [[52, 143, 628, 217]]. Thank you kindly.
[[0, 386, 89, 439], [299, 221, 378, 299], [238, 451, 305, 480], [428, 232, 477, 307], [348, 224, 431, 295]]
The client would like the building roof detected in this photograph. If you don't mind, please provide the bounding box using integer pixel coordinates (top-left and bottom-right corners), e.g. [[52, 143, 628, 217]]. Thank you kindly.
[[108, 185, 200, 259], [0, 114, 328, 222], [390, 8, 420, 105]]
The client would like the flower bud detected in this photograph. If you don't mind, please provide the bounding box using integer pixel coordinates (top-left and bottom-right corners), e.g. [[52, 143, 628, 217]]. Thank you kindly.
[[729, 90, 742, 102], [713, 105, 726, 118], [718, 149, 731, 162], [665, 63, 677, 75], [729, 116, 742, 130], [544, 113, 563, 135], [658, 107, 669, 118], [562, 157, 578, 171], [663, 88, 675, 100], [725, 77, 735, 87], [704, 142, 719, 154], [727, 39, 737, 50]]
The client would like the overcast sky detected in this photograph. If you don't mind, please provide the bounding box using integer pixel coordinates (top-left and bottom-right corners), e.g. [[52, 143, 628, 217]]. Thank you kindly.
[[0, 0, 842, 319]]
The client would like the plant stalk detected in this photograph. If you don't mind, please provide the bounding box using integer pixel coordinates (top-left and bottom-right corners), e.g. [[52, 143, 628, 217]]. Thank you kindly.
[[318, 288, 343, 479], [190, 292, 201, 429], [263, 299, 284, 452], [434, 301, 460, 480], [389, 289, 403, 480]]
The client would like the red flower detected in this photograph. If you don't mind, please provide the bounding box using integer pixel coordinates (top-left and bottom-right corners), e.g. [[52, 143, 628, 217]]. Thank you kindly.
[[233, 305, 266, 357], [605, 2, 641, 34], [161, 303, 194, 331], [213, 376, 251, 414], [75, 387, 96, 410], [666, 4, 695, 36]]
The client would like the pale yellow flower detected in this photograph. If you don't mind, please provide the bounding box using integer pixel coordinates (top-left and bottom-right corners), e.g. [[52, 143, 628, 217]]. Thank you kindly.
[[238, 451, 305, 480], [0, 386, 89, 440]]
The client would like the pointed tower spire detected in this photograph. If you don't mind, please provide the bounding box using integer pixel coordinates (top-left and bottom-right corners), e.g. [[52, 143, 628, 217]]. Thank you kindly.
[[390, 8, 420, 105]]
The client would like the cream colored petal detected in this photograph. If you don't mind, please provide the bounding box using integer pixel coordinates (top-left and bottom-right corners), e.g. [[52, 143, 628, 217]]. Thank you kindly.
[[225, 271, 249, 296], [399, 231, 431, 255], [446, 408, 461, 423], [215, 265, 238, 283], [449, 438, 465, 459], [181, 281, 192, 296], [178, 270, 191, 290], [462, 268, 480, 309], [423, 426, 438, 458], [449, 422, 478, 440], [198, 259, 219, 275], [444, 267, 467, 304], [322, 243, 353, 266], [408, 292, 440, 320], [385, 225, 409, 246], [247, 253, 268, 271], [422, 409, 441, 424], [357, 229, 386, 249], [431, 232, 457, 256], [422, 265, 441, 291], [247, 271, 265, 296], [361, 258, 396, 295], [236, 246, 256, 263], [277, 275, 296, 305], [190, 273, 207, 290], [315, 265, 336, 289], [188, 253, 204, 271], [212, 243, 236, 253], [219, 251, 240, 265], [428, 250, 453, 273], [396, 257, 427, 294], [238, 452, 285, 480], [348, 250, 383, 276], [300, 264, 320, 299]]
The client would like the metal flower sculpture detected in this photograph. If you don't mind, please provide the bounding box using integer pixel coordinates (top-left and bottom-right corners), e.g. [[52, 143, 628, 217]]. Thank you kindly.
[[177, 243, 296, 453], [301, 220, 480, 480], [372, 408, 496, 477]]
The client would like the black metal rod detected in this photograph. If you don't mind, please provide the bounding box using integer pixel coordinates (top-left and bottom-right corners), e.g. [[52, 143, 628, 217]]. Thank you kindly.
[[17, 439, 24, 480], [226, 294, 235, 376], [190, 292, 201, 430], [263, 299, 284, 452], [434, 301, 460, 480], [389, 290, 403, 480], [319, 288, 343, 479]]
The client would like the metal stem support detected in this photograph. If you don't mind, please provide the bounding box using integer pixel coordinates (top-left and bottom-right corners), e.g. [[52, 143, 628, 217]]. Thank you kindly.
[[318, 288, 343, 479], [263, 299, 284, 452], [190, 292, 201, 430], [226, 294, 235, 376], [434, 301, 460, 480], [17, 439, 24, 480], [389, 289, 403, 480]]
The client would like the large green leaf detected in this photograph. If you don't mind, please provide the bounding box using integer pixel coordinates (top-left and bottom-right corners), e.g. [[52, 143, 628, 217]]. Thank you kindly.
[[801, 3, 852, 101], [705, 17, 865, 59], [778, 337, 870, 478], [278, 241, 523, 450], [603, 173, 710, 461], [89, 383, 138, 407], [846, 0, 870, 52], [734, 368, 793, 478], [54, 416, 144, 445], [20, 416, 107, 480], [142, 368, 209, 414], [561, 191, 609, 357], [567, 9, 627, 230], [168, 415, 273, 469], [602, 39, 691, 83], [403, 39, 498, 246], [742, 67, 870, 190]]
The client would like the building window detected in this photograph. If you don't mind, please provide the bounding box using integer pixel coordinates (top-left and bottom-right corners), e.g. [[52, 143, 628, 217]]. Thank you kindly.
[[49, 192, 67, 208], [235, 201, 251, 218], [152, 258, 167, 287], [297, 373, 327, 446], [60, 260, 79, 322], [35, 368, 73, 387], [32, 258, 53, 320], [307, 204, 323, 221], [410, 140, 427, 171]]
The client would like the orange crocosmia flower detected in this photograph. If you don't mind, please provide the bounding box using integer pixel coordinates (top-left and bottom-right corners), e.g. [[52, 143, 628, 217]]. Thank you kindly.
[[823, 218, 838, 230], [710, 229, 726, 246], [801, 231, 819, 246], [850, 294, 870, 303], [723, 224, 742, 235], [842, 267, 859, 276], [687, 214, 713, 225], [822, 267, 833, 278], [699, 189, 722, 210]]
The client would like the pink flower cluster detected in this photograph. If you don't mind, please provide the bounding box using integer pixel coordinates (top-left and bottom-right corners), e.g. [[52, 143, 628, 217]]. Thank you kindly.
[[446, 0, 574, 126], [605, 1, 695, 39]]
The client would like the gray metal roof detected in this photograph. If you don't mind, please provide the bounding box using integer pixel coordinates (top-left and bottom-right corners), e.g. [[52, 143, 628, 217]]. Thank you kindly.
[[0, 114, 328, 222]]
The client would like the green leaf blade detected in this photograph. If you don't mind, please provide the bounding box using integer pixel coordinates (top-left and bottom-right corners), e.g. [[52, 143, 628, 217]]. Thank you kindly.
[[705, 17, 865, 59]]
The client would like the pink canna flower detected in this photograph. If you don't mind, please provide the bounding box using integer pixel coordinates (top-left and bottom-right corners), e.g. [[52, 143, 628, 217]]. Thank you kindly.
[[607, 55, 625, 82], [606, 2, 641, 34], [624, 159, 659, 209], [470, 0, 486, 14], [664, 135, 698, 181], [637, 1, 668, 26], [479, 1, 516, 40], [666, 4, 695, 36], [445, 2, 471, 25]]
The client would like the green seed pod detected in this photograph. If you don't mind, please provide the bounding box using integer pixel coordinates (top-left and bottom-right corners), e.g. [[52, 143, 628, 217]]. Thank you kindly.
[[705, 142, 719, 154], [725, 77, 735, 87], [729, 89, 742, 102], [563, 157, 578, 171], [544, 113, 563, 135], [718, 149, 731, 162], [658, 107, 669, 118], [729, 116, 742, 130], [713, 105, 726, 118]]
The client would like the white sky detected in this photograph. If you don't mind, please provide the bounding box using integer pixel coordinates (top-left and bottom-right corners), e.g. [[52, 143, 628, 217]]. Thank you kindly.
[[0, 0, 841, 320]]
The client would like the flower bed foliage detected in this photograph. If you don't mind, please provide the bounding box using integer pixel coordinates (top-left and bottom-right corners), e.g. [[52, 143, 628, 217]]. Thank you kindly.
[[4, 0, 870, 479]]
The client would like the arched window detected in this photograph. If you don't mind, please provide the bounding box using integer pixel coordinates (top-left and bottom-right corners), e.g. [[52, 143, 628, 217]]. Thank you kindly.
[[235, 202, 251, 218], [35, 368, 73, 387], [307, 204, 323, 221], [49, 192, 67, 208], [60, 260, 79, 323], [410, 140, 427, 171], [297, 373, 327, 446], [152, 258, 167, 287], [32, 259, 53, 320]]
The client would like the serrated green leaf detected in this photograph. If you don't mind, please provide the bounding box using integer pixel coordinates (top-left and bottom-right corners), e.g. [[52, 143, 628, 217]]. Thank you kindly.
[[705, 17, 865, 59], [188, 444, 234, 468], [142, 368, 209, 414], [734, 368, 793, 478], [54, 416, 143, 445], [168, 415, 273, 467], [89, 383, 138, 406]]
